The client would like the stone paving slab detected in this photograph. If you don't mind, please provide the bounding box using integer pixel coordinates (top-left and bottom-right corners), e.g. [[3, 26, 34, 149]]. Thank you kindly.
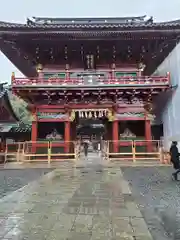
[[0, 168, 53, 199], [122, 166, 179, 240], [0, 164, 153, 240]]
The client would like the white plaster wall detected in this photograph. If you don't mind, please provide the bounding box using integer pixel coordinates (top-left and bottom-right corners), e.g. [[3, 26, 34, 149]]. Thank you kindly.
[[154, 43, 180, 150]]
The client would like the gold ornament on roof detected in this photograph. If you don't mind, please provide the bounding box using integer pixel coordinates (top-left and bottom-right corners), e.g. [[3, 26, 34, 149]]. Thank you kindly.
[[36, 64, 43, 72], [69, 110, 75, 121], [147, 113, 155, 122], [31, 114, 36, 121], [107, 110, 115, 122]]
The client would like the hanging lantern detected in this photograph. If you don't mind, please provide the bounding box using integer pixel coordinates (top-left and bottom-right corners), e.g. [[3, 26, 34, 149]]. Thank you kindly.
[[127, 46, 132, 59], [86, 55, 90, 69], [86, 55, 94, 69], [89, 111, 92, 118], [141, 46, 146, 53], [90, 55, 94, 69], [35, 47, 39, 54], [112, 45, 116, 61], [94, 111, 97, 118], [99, 111, 103, 117], [64, 45, 68, 60], [50, 48, 53, 60], [35, 47, 39, 60], [97, 46, 100, 59], [80, 45, 84, 60]]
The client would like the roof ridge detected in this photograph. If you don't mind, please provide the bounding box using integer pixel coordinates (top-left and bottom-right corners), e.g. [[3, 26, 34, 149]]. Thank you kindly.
[[0, 20, 25, 25], [0, 16, 153, 26], [1, 16, 180, 30], [32, 15, 147, 20]]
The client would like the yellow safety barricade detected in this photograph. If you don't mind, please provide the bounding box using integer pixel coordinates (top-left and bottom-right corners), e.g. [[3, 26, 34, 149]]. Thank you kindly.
[[106, 140, 163, 163]]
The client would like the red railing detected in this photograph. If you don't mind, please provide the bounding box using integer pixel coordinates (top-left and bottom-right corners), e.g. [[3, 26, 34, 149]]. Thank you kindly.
[[12, 76, 170, 87]]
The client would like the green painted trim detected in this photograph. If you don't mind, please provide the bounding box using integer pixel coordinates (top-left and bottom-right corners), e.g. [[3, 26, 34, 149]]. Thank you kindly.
[[37, 112, 68, 119], [43, 72, 66, 80], [115, 72, 137, 77]]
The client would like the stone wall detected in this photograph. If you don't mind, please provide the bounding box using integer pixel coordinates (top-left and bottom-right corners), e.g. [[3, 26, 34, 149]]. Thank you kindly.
[[154, 43, 180, 150]]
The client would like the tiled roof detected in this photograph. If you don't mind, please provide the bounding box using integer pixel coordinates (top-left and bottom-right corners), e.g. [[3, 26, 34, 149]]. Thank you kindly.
[[0, 85, 7, 98], [0, 125, 13, 133], [0, 16, 180, 30], [0, 86, 19, 122], [0, 123, 31, 133], [11, 124, 31, 133]]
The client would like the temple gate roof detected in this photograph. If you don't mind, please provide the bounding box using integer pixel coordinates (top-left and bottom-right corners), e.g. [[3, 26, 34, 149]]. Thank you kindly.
[[0, 16, 180, 31]]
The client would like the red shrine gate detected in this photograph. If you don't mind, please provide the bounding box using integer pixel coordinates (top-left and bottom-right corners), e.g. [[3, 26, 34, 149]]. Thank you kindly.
[[0, 15, 176, 162], [29, 103, 155, 152], [11, 67, 169, 161]]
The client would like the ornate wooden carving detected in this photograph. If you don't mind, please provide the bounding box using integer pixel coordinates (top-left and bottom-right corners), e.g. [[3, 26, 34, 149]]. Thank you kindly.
[[120, 128, 136, 138], [46, 129, 63, 140]]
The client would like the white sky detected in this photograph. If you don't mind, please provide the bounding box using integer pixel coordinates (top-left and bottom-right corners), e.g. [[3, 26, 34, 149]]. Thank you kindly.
[[0, 0, 180, 83]]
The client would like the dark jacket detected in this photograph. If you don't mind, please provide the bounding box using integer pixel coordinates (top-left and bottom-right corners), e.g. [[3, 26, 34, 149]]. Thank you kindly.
[[170, 145, 180, 169], [83, 142, 88, 155]]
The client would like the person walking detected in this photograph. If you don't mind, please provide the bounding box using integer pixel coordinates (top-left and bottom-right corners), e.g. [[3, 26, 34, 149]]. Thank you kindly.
[[170, 141, 180, 181], [83, 140, 89, 158]]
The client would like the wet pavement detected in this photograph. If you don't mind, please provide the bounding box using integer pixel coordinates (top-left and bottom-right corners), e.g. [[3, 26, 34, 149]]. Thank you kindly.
[[0, 168, 52, 198], [0, 157, 153, 240], [122, 166, 180, 240]]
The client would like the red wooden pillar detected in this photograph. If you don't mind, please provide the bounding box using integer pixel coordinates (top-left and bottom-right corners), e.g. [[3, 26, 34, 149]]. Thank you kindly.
[[64, 121, 70, 153], [31, 121, 37, 153], [31, 121, 37, 142], [31, 109, 37, 153], [113, 120, 119, 152], [1, 137, 6, 152], [145, 119, 152, 152]]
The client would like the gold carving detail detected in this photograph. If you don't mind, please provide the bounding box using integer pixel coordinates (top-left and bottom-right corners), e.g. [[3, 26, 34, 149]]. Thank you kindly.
[[69, 110, 75, 121], [107, 110, 115, 122]]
